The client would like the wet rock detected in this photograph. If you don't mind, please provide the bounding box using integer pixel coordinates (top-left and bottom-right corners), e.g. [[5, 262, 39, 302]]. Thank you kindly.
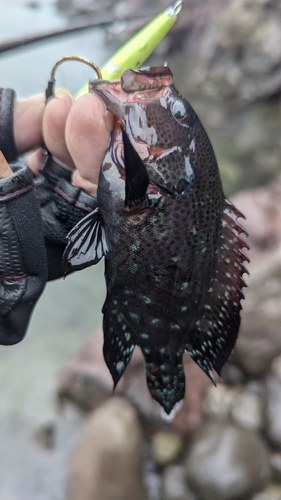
[[265, 356, 281, 447], [151, 432, 183, 466], [162, 466, 197, 500], [57, 330, 113, 412], [66, 397, 148, 500], [185, 422, 270, 500], [252, 483, 281, 500]]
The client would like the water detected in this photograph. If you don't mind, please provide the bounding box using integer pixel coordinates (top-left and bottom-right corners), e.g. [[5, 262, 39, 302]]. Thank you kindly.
[[0, 1, 111, 498]]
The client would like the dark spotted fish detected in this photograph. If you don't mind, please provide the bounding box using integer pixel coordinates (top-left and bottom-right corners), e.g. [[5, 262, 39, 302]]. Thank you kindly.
[[63, 67, 249, 416]]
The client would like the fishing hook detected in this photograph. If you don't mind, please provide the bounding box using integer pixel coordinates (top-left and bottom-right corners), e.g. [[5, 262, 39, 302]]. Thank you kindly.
[[45, 55, 102, 102]]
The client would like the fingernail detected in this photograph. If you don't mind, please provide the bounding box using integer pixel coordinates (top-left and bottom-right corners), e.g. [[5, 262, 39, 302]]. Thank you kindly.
[[55, 88, 74, 102]]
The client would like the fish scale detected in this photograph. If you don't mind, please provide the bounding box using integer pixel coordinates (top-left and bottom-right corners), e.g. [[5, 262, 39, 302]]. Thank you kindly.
[[63, 66, 249, 415]]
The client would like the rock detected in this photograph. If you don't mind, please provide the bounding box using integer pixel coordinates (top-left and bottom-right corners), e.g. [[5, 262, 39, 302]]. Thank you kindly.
[[122, 349, 211, 436], [221, 363, 246, 385], [57, 330, 113, 412], [185, 422, 270, 500], [162, 466, 197, 500], [66, 397, 148, 500], [231, 390, 264, 431], [265, 356, 281, 447], [252, 483, 281, 500], [230, 176, 281, 376], [151, 432, 183, 466], [34, 421, 56, 450], [170, 355, 211, 436], [203, 384, 239, 421], [186, 0, 281, 100], [270, 452, 281, 483]]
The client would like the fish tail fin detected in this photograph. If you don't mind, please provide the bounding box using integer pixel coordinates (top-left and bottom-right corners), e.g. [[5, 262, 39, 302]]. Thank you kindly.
[[103, 304, 136, 388], [144, 347, 185, 415]]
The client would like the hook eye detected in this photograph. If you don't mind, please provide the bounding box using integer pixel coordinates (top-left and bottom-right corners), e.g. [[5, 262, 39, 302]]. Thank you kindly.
[[45, 55, 102, 102]]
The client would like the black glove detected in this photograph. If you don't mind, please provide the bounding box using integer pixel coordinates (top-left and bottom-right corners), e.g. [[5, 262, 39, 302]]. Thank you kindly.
[[35, 156, 98, 280], [0, 164, 48, 344]]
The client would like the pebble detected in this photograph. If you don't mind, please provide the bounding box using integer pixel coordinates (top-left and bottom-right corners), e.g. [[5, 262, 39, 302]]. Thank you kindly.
[[184, 421, 270, 500], [151, 432, 183, 466], [66, 397, 148, 500], [231, 390, 264, 431], [203, 384, 238, 421], [162, 466, 196, 500]]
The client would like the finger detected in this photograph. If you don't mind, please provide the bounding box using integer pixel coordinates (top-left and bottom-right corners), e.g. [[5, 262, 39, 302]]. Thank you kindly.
[[43, 93, 75, 169], [65, 93, 114, 186], [26, 148, 46, 175], [71, 169, 97, 197], [0, 151, 13, 177], [14, 94, 45, 154]]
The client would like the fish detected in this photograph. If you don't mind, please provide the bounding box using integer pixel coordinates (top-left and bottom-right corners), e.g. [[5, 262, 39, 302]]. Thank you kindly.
[[63, 66, 249, 415]]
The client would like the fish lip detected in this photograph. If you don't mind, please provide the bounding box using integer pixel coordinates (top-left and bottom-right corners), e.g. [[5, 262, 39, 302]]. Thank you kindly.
[[92, 82, 125, 120]]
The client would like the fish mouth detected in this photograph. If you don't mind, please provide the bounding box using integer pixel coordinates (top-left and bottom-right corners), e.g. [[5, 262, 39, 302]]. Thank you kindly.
[[90, 76, 171, 116]]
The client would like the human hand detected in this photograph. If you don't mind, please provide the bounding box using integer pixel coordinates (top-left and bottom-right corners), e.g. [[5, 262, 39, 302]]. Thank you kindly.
[[0, 90, 114, 197]]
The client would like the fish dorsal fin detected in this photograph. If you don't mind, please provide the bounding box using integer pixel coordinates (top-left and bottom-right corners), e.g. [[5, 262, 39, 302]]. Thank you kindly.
[[63, 208, 108, 274], [185, 198, 249, 379], [122, 129, 150, 208]]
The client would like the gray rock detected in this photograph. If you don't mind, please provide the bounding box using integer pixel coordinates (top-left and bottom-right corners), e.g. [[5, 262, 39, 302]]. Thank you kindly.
[[185, 422, 270, 500], [57, 331, 113, 412], [231, 390, 264, 431], [203, 384, 239, 421], [270, 452, 281, 483], [66, 397, 148, 500], [252, 483, 281, 500], [265, 357, 281, 447], [162, 466, 197, 500]]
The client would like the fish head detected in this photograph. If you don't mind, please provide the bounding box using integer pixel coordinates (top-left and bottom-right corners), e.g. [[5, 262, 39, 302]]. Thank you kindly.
[[90, 66, 198, 198]]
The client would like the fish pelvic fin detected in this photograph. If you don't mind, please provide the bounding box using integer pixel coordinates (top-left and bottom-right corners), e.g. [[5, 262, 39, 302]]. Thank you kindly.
[[122, 129, 150, 208], [63, 208, 108, 275], [103, 302, 136, 388], [185, 198, 249, 378], [144, 347, 185, 415]]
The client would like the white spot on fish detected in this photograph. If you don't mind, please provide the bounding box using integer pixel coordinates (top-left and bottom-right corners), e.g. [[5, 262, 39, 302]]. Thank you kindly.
[[189, 138, 195, 152]]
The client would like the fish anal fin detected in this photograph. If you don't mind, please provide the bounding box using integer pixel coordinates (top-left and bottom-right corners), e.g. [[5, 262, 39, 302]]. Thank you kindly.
[[185, 198, 249, 377], [63, 208, 108, 274]]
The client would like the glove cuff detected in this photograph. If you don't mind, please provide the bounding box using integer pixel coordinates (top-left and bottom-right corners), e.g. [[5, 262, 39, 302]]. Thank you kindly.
[[0, 164, 34, 202]]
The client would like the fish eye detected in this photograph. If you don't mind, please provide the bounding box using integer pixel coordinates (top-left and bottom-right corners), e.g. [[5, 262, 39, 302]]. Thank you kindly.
[[171, 98, 188, 122]]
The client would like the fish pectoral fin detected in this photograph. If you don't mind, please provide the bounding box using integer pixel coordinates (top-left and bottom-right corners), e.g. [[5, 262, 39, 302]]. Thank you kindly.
[[122, 129, 150, 208], [62, 208, 108, 274]]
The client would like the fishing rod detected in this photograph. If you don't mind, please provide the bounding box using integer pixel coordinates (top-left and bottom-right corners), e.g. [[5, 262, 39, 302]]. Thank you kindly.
[[0, 13, 155, 55]]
